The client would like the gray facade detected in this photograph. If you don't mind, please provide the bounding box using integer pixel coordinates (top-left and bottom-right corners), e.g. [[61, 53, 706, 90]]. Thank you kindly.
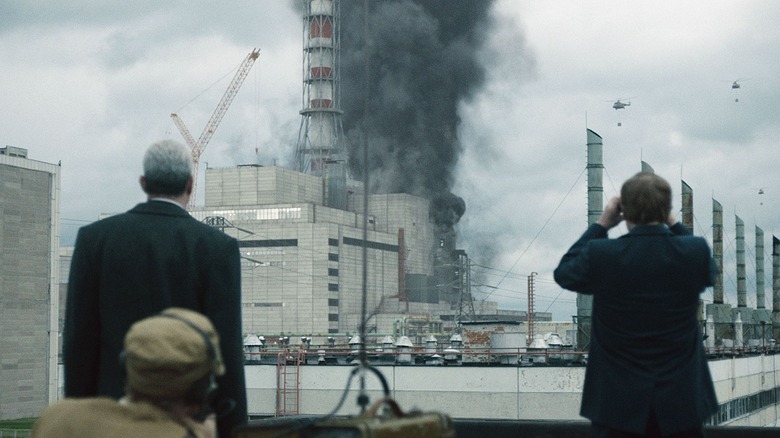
[[0, 149, 60, 419], [192, 165, 455, 339]]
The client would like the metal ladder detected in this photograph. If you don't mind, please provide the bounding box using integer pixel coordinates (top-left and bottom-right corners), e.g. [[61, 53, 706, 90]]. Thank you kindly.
[[275, 349, 302, 416]]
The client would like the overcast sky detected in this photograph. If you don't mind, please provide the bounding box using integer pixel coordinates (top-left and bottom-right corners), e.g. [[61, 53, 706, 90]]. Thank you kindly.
[[2, 1, 778, 321]]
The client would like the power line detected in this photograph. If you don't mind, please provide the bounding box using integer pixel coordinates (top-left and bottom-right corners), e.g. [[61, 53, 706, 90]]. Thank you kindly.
[[487, 166, 587, 298]]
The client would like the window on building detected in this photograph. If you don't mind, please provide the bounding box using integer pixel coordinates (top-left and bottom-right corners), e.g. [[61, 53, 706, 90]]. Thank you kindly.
[[328, 314, 339, 321], [328, 268, 338, 277], [328, 283, 339, 292]]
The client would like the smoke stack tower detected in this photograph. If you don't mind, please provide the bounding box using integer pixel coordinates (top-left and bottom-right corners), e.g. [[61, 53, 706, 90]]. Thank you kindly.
[[579, 129, 603, 350], [772, 236, 780, 340], [736, 215, 747, 308], [757, 226, 765, 310], [681, 181, 693, 234], [295, 0, 348, 208], [754, 226, 771, 325], [681, 181, 702, 320], [733, 215, 753, 334], [712, 199, 724, 304], [586, 129, 604, 228], [707, 198, 732, 342]]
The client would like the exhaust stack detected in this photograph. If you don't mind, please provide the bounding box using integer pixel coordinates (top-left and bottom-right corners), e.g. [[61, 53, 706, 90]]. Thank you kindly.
[[681, 181, 693, 234], [736, 215, 746, 308], [712, 199, 724, 304], [772, 237, 780, 340], [578, 129, 603, 350], [757, 226, 765, 309]]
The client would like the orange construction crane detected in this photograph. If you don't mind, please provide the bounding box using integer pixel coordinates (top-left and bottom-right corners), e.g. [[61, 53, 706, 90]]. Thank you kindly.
[[171, 48, 260, 209]]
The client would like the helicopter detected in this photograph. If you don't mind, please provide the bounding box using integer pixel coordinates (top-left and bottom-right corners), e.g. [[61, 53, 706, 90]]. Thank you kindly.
[[730, 79, 749, 102], [612, 99, 631, 110]]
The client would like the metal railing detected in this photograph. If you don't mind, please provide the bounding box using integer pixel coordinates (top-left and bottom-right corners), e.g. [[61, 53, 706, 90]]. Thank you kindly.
[[245, 344, 590, 366]]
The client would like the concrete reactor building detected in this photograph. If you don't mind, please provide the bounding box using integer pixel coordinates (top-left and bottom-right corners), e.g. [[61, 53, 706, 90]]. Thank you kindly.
[[189, 167, 462, 337], [186, 0, 515, 342]]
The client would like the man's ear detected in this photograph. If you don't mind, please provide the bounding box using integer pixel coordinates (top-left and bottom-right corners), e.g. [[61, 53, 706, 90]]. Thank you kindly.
[[139, 176, 148, 193], [185, 176, 194, 195]]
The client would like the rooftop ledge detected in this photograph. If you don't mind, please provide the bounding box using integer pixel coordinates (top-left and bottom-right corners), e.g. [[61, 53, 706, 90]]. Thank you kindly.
[[236, 417, 779, 437]]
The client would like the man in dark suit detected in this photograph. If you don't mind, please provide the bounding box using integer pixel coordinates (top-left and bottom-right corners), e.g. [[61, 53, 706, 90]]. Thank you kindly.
[[554, 172, 718, 437], [64, 139, 247, 438]]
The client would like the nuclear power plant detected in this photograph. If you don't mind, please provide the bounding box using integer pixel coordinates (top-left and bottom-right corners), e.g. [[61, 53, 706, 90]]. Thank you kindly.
[[187, 0, 525, 342], [191, 0, 780, 352], [5, 0, 780, 430]]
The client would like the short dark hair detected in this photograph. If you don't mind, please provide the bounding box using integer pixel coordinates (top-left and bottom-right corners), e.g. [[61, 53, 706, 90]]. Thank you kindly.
[[142, 140, 193, 196], [620, 172, 672, 224]]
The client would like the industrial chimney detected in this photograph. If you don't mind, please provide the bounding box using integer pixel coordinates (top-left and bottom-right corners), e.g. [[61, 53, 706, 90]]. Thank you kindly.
[[736, 215, 746, 309], [681, 181, 693, 234], [754, 226, 771, 332], [578, 129, 603, 350], [586, 129, 603, 228], [772, 236, 780, 340], [295, 0, 348, 208], [707, 199, 732, 342], [757, 226, 765, 309], [712, 199, 724, 304]]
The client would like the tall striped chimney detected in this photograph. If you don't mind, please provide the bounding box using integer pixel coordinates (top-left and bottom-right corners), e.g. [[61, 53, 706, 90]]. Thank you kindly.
[[712, 199, 724, 304], [295, 0, 348, 208]]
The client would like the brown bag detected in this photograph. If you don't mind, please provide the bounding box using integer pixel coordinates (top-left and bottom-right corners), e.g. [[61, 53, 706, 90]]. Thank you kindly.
[[233, 397, 455, 438]]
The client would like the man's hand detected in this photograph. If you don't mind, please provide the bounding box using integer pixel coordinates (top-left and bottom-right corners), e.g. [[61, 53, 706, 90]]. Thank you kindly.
[[181, 413, 217, 438], [597, 196, 623, 230]]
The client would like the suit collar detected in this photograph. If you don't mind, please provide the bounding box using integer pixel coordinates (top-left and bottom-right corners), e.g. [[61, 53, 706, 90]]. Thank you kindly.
[[129, 200, 190, 217], [625, 223, 672, 237]]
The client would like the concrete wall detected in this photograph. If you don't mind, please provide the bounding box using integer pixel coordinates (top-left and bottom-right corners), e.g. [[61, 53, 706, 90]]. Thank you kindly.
[[245, 364, 585, 420], [192, 166, 442, 337], [368, 193, 435, 275], [709, 354, 780, 427], [244, 354, 780, 427], [205, 166, 322, 207], [0, 154, 60, 419]]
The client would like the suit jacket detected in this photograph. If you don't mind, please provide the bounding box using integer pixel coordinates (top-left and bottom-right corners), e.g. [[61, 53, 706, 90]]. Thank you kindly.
[[64, 200, 247, 438], [554, 222, 718, 435]]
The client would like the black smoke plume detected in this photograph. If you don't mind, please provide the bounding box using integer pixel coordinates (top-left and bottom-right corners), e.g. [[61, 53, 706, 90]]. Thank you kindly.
[[339, 0, 495, 230]]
